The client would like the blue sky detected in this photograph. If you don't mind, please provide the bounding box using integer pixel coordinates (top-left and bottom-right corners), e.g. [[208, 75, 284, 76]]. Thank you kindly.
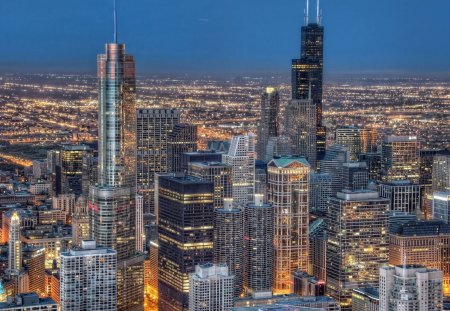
[[1, 0, 450, 75]]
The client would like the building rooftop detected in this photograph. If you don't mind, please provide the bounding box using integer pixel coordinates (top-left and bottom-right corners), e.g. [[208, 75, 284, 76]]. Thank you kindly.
[[353, 287, 379, 300], [0, 293, 57, 308], [268, 156, 310, 168], [234, 295, 338, 310], [393, 220, 450, 236]]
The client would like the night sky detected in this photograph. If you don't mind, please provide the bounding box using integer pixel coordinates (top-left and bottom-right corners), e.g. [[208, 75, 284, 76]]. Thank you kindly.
[[1, 0, 450, 76]]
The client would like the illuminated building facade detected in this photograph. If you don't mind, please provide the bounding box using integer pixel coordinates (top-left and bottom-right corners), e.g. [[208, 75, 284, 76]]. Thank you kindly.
[[432, 152, 450, 193], [188, 161, 232, 209], [326, 190, 389, 310], [8, 212, 21, 275], [341, 162, 369, 191], [23, 246, 46, 298], [223, 134, 255, 208], [243, 194, 273, 294], [267, 156, 310, 293], [257, 87, 280, 161], [60, 240, 117, 311], [381, 136, 420, 183], [335, 126, 363, 161], [59, 145, 91, 196], [389, 220, 450, 295], [136, 108, 180, 214], [167, 124, 198, 173], [213, 198, 243, 297], [285, 98, 317, 169], [379, 265, 443, 311], [157, 175, 214, 311], [189, 264, 234, 311], [90, 42, 144, 311]]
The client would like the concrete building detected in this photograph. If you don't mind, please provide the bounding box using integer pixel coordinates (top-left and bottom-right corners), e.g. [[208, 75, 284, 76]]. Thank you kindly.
[[188, 263, 234, 311], [60, 240, 117, 311]]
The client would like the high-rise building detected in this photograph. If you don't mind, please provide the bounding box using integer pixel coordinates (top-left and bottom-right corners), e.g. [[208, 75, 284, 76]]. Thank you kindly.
[[420, 149, 445, 186], [157, 175, 214, 311], [60, 240, 117, 311], [223, 134, 255, 208], [180, 150, 223, 173], [8, 212, 22, 275], [335, 126, 363, 161], [360, 127, 379, 154], [81, 152, 98, 197], [59, 145, 91, 195], [267, 156, 310, 293], [309, 217, 327, 282], [319, 145, 349, 195], [257, 88, 280, 161], [90, 40, 144, 310], [309, 173, 332, 214], [292, 4, 325, 163], [359, 152, 382, 181], [293, 270, 325, 297], [136, 108, 180, 213], [214, 198, 243, 297], [22, 245, 46, 297], [352, 287, 379, 311], [432, 152, 450, 193], [243, 194, 273, 294], [72, 196, 89, 247], [326, 190, 389, 310], [254, 161, 268, 199], [264, 136, 292, 163], [381, 136, 420, 183], [389, 220, 450, 295], [285, 98, 317, 169], [433, 192, 450, 223], [189, 264, 234, 311], [167, 124, 197, 173], [378, 180, 422, 214], [188, 161, 232, 209], [388, 210, 416, 234], [379, 265, 443, 311], [341, 162, 369, 191]]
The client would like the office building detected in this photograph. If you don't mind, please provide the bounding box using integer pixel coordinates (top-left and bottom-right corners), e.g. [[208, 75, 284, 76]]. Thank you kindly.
[[327, 190, 389, 310], [379, 265, 443, 311], [381, 136, 420, 183], [319, 145, 349, 195], [257, 87, 280, 161], [136, 108, 180, 213], [292, 270, 325, 297], [432, 152, 450, 192], [352, 287, 379, 311], [335, 126, 363, 161], [8, 212, 21, 275], [243, 194, 273, 294], [388, 210, 416, 234], [267, 156, 310, 293], [188, 161, 232, 209], [189, 263, 234, 311], [264, 136, 292, 163], [360, 127, 378, 154], [181, 150, 223, 173], [22, 246, 46, 298], [341, 162, 369, 190], [81, 152, 98, 197], [378, 180, 421, 214], [223, 134, 255, 208], [309, 217, 327, 282], [389, 220, 450, 295], [359, 152, 382, 181], [213, 198, 243, 297], [90, 40, 144, 310], [52, 194, 75, 217], [157, 175, 214, 311], [60, 240, 117, 311], [285, 98, 317, 169], [59, 145, 91, 195], [420, 149, 445, 186], [167, 123, 197, 173], [0, 293, 57, 311], [433, 192, 450, 223], [234, 294, 340, 311], [71, 196, 89, 247], [254, 161, 268, 199], [309, 173, 331, 214]]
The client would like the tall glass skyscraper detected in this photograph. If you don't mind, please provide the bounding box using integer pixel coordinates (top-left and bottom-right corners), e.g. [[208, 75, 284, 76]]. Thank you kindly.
[[292, 4, 325, 164], [90, 41, 144, 310]]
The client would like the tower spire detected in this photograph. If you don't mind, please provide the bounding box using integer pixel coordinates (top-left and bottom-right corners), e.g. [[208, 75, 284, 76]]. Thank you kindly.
[[114, 0, 118, 43], [317, 0, 321, 25], [305, 0, 310, 25]]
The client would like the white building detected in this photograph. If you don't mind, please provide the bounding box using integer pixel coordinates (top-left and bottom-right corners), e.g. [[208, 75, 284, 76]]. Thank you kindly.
[[432, 191, 450, 223], [189, 263, 234, 311], [60, 240, 117, 311], [52, 194, 76, 215], [223, 134, 255, 208], [8, 212, 22, 274], [379, 265, 443, 311], [135, 194, 144, 252]]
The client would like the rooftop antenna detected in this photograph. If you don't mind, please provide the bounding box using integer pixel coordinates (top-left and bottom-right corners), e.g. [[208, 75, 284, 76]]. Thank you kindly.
[[317, 0, 321, 25], [305, 0, 310, 25], [114, 0, 118, 43]]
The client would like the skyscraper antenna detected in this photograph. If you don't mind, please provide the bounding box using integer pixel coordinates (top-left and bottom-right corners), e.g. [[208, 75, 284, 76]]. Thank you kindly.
[[114, 0, 118, 43], [305, 0, 310, 25], [317, 0, 321, 25]]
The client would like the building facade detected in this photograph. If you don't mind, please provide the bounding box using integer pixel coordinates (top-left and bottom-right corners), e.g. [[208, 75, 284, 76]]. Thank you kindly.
[[257, 88, 280, 161]]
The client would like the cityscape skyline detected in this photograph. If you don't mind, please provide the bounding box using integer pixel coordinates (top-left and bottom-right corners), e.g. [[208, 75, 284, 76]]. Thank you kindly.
[[2, 0, 450, 75]]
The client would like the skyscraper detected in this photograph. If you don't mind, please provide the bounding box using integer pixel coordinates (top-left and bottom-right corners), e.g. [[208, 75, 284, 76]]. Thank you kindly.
[[243, 194, 273, 295], [285, 98, 317, 169], [223, 134, 256, 208], [335, 126, 363, 161], [379, 265, 443, 311], [136, 108, 180, 213], [60, 240, 117, 311], [157, 175, 214, 311], [326, 190, 389, 310], [8, 212, 21, 274], [433, 192, 450, 223], [167, 123, 198, 173], [59, 145, 92, 195], [381, 135, 420, 183], [378, 180, 422, 214], [341, 162, 369, 191], [90, 32, 144, 310], [257, 88, 280, 161], [319, 145, 349, 195], [267, 156, 310, 293], [213, 198, 243, 297], [432, 152, 450, 193], [189, 264, 234, 311], [292, 2, 325, 162]]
